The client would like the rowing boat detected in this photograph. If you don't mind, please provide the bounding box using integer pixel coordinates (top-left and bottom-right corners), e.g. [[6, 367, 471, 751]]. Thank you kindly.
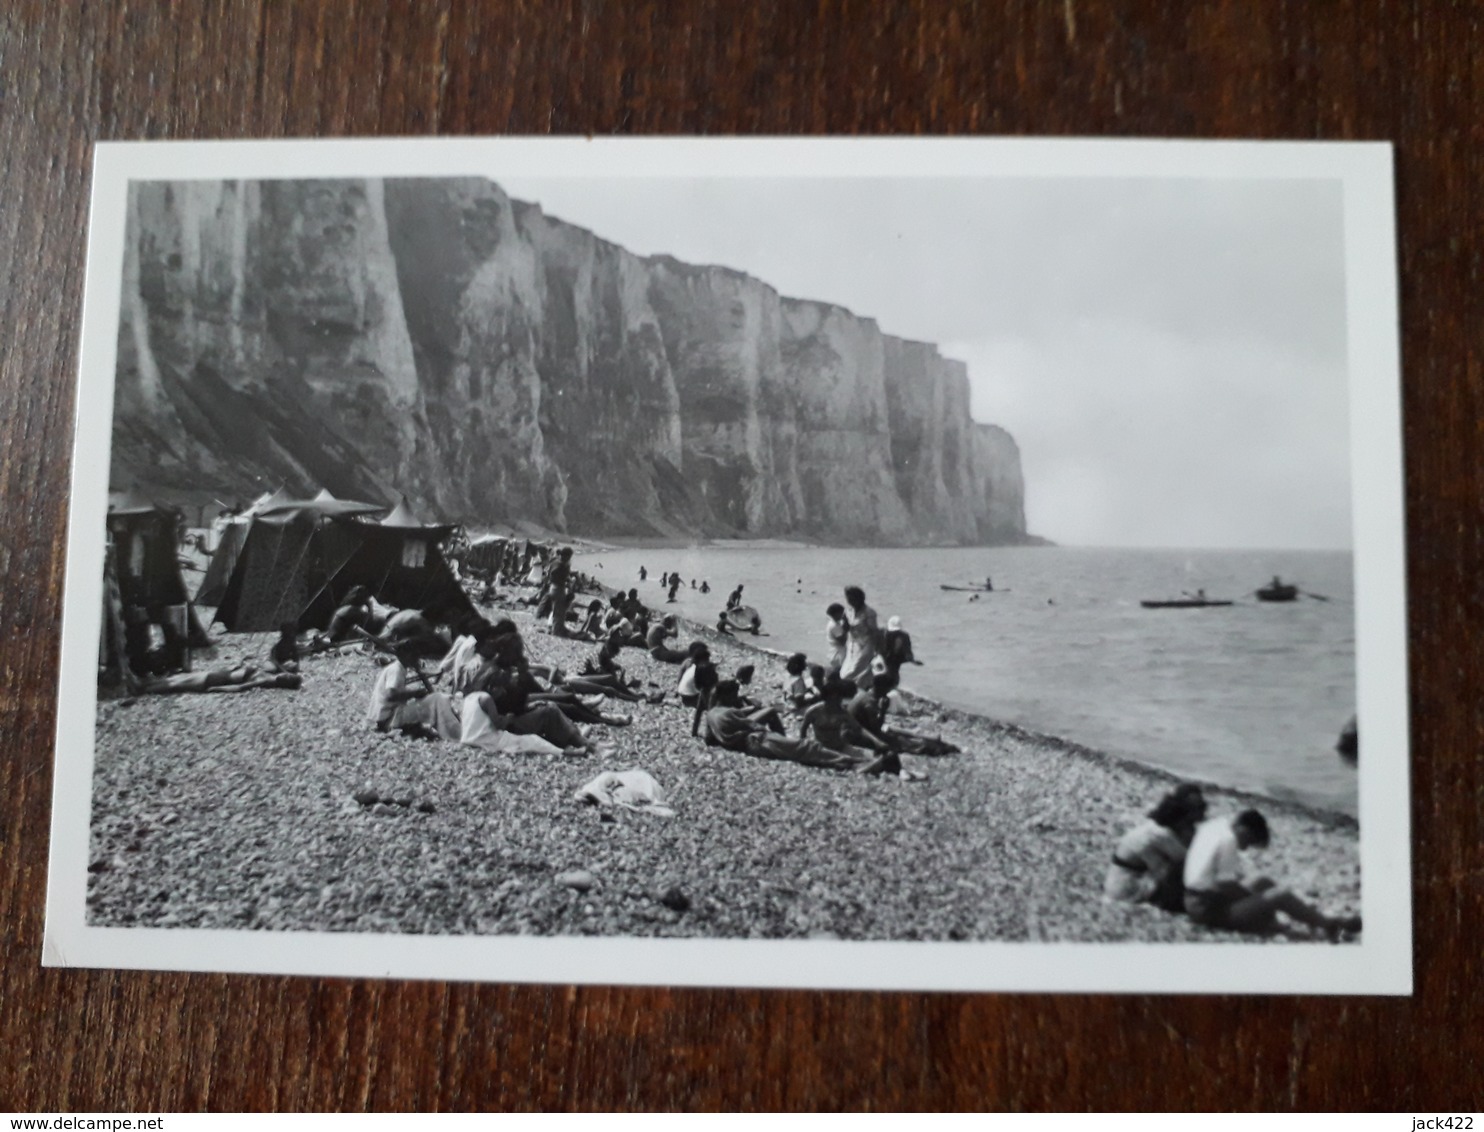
[[1256, 583, 1300, 602], [939, 584, 1008, 593], [725, 604, 762, 632], [1140, 599, 1234, 609]]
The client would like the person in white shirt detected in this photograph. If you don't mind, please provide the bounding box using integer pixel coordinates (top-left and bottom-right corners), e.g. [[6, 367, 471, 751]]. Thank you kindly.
[[1182, 810, 1361, 937], [367, 645, 461, 740]]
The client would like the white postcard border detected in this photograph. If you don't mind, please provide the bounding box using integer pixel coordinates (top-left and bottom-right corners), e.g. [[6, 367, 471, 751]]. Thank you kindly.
[[44, 137, 1410, 993]]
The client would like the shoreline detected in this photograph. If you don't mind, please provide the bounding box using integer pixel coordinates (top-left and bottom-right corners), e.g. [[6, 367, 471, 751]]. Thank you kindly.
[[576, 578, 1359, 829]]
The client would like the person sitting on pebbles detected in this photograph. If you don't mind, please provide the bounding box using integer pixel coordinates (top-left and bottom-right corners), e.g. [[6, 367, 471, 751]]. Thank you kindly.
[[676, 643, 720, 736], [848, 669, 959, 756], [580, 629, 664, 704], [702, 679, 788, 750], [264, 621, 301, 674], [465, 627, 636, 725], [367, 643, 462, 741], [378, 605, 453, 659], [471, 632, 617, 752], [1182, 808, 1362, 939], [780, 653, 818, 713], [326, 585, 374, 642], [1104, 784, 1208, 912], [570, 599, 606, 641], [647, 614, 690, 663], [743, 677, 900, 775]]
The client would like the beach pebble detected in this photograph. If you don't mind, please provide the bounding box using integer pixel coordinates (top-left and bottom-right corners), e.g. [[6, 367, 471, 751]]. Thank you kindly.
[[353, 789, 379, 806], [556, 869, 596, 892], [657, 886, 691, 912]]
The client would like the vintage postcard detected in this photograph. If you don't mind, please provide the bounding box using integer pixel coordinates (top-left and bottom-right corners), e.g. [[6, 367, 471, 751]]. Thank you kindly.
[[44, 137, 1409, 992]]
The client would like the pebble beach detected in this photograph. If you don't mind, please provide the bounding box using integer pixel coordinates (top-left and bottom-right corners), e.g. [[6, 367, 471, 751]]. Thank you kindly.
[[87, 601, 1361, 943]]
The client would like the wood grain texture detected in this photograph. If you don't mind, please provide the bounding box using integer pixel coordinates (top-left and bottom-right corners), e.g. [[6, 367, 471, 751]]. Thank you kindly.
[[0, 0, 1478, 1111]]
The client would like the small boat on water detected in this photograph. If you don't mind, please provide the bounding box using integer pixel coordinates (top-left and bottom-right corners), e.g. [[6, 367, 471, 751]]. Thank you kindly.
[[1140, 598, 1234, 609], [1256, 580, 1300, 602], [724, 604, 762, 633], [940, 584, 1008, 593]]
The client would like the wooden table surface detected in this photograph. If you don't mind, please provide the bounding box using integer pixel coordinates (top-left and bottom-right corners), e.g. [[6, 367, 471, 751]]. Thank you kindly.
[[1, 1, 1479, 1111]]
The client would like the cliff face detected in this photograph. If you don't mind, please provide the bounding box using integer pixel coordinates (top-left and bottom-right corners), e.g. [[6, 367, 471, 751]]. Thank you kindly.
[[112, 177, 1029, 545]]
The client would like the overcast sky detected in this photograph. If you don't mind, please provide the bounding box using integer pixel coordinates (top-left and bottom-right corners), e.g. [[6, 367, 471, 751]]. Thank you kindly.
[[498, 175, 1351, 549]]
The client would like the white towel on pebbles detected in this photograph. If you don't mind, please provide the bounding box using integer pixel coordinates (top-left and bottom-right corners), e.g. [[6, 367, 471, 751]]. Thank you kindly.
[[575, 770, 675, 817]]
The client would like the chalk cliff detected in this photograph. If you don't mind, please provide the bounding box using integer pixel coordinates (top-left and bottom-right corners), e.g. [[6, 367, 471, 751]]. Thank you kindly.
[[112, 177, 1029, 545]]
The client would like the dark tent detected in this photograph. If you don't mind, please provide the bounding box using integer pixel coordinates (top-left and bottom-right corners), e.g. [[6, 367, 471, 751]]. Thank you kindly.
[[463, 534, 510, 574], [101, 491, 211, 681], [196, 519, 246, 606], [199, 488, 384, 606], [211, 499, 472, 632]]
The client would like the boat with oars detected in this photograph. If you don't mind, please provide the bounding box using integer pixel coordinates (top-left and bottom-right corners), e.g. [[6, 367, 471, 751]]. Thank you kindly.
[[1140, 590, 1234, 609]]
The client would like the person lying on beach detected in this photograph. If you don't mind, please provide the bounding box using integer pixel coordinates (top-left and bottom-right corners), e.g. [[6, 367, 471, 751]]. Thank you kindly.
[[743, 678, 899, 775], [647, 615, 690, 663], [367, 646, 462, 740], [1182, 809, 1362, 938], [880, 616, 923, 675], [264, 621, 301, 674], [1104, 784, 1208, 912], [702, 679, 787, 750], [848, 671, 960, 756], [139, 665, 302, 696]]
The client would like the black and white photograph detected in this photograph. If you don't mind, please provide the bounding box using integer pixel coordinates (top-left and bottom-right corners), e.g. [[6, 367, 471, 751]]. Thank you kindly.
[[45, 138, 1409, 992]]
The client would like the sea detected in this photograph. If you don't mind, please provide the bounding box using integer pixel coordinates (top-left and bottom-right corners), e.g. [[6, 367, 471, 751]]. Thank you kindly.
[[580, 545, 1358, 816]]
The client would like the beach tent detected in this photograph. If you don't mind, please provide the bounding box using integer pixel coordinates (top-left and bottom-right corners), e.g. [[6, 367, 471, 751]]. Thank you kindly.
[[199, 487, 385, 605], [199, 486, 289, 602], [197, 519, 248, 605], [100, 491, 211, 681], [210, 496, 472, 632], [463, 534, 510, 574]]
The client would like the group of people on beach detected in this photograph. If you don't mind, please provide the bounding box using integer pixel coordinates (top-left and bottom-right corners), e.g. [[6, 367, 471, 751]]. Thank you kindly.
[[1104, 783, 1361, 938], [345, 547, 967, 782], [138, 519, 1359, 942]]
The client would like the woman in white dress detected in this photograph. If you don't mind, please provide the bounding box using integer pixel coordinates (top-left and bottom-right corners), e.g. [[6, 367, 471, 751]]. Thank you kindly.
[[838, 586, 879, 690]]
